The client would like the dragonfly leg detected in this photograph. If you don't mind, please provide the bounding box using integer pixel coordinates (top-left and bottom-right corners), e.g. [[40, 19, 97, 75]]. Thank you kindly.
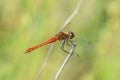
[[66, 40, 81, 57], [61, 40, 69, 54]]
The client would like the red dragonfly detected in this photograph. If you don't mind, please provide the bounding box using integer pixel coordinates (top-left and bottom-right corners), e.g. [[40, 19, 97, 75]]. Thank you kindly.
[[25, 31, 75, 54]]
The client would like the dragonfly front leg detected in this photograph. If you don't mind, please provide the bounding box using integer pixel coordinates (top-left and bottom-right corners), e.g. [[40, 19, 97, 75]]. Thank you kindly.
[[66, 40, 75, 47]]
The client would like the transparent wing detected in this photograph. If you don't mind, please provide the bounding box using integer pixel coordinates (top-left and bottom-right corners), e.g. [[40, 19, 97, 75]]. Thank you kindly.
[[73, 38, 94, 61]]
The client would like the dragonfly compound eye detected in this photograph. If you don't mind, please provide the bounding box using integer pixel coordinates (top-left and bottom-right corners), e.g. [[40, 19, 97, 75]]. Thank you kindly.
[[68, 31, 74, 39]]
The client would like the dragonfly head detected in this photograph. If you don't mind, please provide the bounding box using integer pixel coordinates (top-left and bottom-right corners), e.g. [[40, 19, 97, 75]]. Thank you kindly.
[[67, 31, 74, 39]]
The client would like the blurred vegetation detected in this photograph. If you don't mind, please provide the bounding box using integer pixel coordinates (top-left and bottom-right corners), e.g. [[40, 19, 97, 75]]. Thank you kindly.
[[0, 0, 120, 80]]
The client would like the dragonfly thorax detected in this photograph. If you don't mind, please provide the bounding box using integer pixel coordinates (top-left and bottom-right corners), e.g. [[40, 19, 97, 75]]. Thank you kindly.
[[55, 31, 74, 41]]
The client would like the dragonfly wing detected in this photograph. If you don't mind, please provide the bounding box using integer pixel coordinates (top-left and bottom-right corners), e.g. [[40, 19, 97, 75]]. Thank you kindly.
[[74, 38, 94, 60]]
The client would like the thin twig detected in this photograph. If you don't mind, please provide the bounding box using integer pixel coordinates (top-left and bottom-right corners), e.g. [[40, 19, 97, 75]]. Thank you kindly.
[[54, 42, 76, 80], [35, 0, 83, 80], [58, 0, 83, 32], [35, 43, 54, 80]]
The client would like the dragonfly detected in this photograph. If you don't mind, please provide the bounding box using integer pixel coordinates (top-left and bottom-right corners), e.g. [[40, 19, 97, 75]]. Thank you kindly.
[[25, 31, 75, 54]]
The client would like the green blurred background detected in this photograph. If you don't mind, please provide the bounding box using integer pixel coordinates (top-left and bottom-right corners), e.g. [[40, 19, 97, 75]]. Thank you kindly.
[[0, 0, 120, 80]]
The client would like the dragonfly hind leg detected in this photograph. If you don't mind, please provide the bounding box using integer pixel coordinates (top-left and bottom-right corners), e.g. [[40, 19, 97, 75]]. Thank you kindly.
[[61, 40, 69, 54], [61, 40, 76, 54]]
